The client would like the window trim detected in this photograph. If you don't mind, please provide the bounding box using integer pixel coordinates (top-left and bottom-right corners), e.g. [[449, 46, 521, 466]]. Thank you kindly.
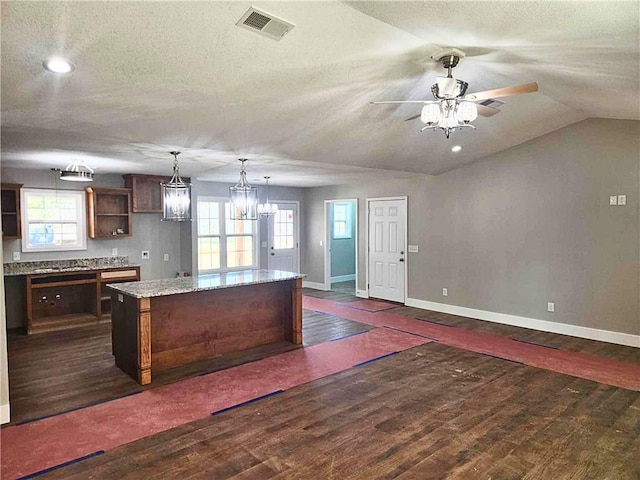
[[332, 202, 353, 240], [196, 196, 259, 274], [21, 188, 88, 253]]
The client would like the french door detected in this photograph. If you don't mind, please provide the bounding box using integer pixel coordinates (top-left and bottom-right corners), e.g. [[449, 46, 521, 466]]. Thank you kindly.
[[268, 202, 299, 273]]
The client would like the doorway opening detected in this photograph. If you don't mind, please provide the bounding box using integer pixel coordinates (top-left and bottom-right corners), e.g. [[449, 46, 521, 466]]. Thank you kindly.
[[324, 199, 358, 296]]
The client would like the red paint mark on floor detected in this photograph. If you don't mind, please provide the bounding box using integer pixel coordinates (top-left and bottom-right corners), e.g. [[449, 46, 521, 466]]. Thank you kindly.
[[345, 299, 397, 312], [1, 328, 427, 480], [304, 296, 640, 392]]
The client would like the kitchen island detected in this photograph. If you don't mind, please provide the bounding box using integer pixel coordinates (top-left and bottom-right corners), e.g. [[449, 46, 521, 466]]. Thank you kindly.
[[108, 269, 304, 385]]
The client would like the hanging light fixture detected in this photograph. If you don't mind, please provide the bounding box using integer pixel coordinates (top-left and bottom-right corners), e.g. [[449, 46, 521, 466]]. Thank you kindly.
[[229, 159, 258, 220], [257, 176, 278, 217], [161, 151, 192, 222], [53, 162, 95, 182]]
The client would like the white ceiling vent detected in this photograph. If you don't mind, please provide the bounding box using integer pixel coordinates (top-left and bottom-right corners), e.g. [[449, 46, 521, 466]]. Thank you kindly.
[[236, 7, 295, 41]]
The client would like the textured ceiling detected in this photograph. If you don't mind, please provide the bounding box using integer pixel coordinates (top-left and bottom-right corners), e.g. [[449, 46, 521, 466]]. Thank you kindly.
[[1, 1, 638, 186]]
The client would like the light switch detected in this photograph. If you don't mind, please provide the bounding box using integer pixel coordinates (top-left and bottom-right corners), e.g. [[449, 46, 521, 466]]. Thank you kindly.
[[163, 254, 169, 261], [111, 248, 118, 256], [609, 195, 618, 205], [261, 241, 267, 248], [319, 240, 323, 247], [12, 251, 20, 261], [618, 195, 626, 206], [408, 245, 419, 253], [442, 288, 448, 297]]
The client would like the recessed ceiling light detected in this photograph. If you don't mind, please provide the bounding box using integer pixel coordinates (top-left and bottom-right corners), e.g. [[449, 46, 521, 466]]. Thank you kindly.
[[451, 145, 462, 153], [43, 56, 75, 74]]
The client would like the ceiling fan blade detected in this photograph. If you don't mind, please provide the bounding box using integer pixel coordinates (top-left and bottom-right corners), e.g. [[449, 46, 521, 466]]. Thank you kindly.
[[404, 113, 422, 122], [476, 104, 500, 117], [369, 100, 432, 105], [464, 82, 538, 102]]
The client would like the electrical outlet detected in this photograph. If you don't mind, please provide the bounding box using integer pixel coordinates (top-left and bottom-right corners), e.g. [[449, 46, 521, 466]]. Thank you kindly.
[[163, 253, 169, 261], [12, 251, 20, 261], [609, 195, 618, 205], [111, 248, 118, 256], [547, 302, 555, 313], [141, 250, 150, 260], [319, 240, 323, 247], [618, 195, 626, 206], [442, 288, 448, 297]]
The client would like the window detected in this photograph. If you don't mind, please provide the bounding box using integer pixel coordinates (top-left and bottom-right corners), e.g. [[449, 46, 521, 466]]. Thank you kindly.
[[21, 188, 87, 252], [197, 198, 258, 273], [333, 202, 352, 239], [273, 208, 294, 250]]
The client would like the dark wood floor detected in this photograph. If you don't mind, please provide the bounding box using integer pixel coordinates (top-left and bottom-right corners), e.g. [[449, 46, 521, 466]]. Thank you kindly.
[[6, 305, 371, 425], [305, 288, 640, 364], [6, 289, 640, 479]]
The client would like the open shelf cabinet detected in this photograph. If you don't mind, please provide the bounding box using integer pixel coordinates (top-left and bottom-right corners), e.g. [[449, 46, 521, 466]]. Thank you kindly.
[[1, 183, 23, 239], [86, 187, 133, 238]]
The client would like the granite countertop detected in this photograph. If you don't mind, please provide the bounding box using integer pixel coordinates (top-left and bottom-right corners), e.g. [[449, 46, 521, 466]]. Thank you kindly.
[[3, 256, 138, 276], [107, 269, 305, 299]]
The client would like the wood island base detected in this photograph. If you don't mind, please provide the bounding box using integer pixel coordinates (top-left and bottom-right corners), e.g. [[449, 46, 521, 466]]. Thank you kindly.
[[111, 276, 302, 385]]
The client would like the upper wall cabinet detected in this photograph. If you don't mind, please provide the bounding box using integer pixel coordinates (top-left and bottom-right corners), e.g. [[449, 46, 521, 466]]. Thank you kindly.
[[123, 174, 191, 213], [1, 183, 23, 240], [86, 187, 132, 239]]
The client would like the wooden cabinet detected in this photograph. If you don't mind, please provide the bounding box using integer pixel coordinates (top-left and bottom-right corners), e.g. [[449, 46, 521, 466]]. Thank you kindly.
[[86, 187, 132, 238], [123, 174, 190, 213], [123, 174, 168, 213], [1, 183, 23, 239], [25, 266, 140, 334]]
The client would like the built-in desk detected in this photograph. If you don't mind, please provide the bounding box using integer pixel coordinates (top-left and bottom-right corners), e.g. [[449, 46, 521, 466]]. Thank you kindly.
[[3, 257, 140, 333], [108, 270, 304, 385]]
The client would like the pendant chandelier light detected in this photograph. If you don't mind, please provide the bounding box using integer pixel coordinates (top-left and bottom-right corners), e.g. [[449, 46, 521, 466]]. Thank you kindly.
[[257, 176, 278, 217], [54, 162, 94, 182], [229, 158, 258, 220], [161, 151, 192, 222]]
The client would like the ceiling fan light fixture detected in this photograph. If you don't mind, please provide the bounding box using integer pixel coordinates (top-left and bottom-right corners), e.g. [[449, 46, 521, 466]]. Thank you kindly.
[[421, 104, 441, 124], [456, 101, 478, 123]]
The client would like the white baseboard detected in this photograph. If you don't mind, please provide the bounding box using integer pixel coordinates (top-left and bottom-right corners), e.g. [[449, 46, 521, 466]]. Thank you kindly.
[[356, 290, 369, 299], [405, 298, 640, 348], [1, 403, 9, 425], [330, 274, 355, 283], [302, 281, 330, 291]]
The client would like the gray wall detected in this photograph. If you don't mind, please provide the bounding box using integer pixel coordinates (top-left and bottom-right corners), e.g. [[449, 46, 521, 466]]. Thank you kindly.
[[1, 167, 185, 281], [330, 201, 356, 279], [0, 243, 9, 423], [303, 118, 639, 336]]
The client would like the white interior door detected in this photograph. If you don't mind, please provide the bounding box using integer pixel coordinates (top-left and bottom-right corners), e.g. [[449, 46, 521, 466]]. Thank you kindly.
[[368, 199, 406, 302], [268, 203, 299, 273]]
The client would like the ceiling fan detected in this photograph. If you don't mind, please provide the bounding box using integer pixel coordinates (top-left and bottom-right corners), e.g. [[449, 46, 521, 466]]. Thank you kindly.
[[370, 48, 538, 138]]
